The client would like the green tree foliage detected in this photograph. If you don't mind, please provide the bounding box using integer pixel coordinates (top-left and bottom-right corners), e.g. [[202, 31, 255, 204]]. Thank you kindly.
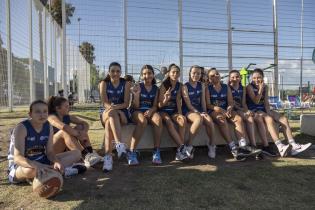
[[47, 0, 75, 26], [79, 42, 96, 64]]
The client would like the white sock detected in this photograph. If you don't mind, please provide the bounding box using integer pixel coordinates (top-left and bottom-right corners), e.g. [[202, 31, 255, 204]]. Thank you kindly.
[[238, 138, 247, 147], [288, 139, 296, 145]]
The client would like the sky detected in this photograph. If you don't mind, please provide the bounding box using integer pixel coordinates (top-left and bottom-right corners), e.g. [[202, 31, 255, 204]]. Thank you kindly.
[[1, 0, 315, 89]]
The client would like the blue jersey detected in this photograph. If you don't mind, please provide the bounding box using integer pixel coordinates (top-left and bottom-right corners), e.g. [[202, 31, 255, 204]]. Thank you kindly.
[[137, 83, 158, 112], [160, 82, 180, 115], [182, 82, 203, 115], [106, 78, 126, 105], [246, 83, 266, 112], [230, 84, 243, 108], [8, 120, 51, 169], [52, 114, 70, 133], [99, 79, 130, 122], [208, 83, 228, 110]]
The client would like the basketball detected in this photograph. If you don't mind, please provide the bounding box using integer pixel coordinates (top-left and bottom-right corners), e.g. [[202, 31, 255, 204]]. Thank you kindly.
[[32, 168, 63, 199]]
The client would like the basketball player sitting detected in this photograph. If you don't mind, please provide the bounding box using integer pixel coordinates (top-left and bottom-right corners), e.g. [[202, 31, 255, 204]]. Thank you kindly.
[[7, 100, 86, 186]]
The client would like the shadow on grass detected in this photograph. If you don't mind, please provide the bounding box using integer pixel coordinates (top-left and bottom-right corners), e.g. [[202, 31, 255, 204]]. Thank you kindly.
[[46, 147, 315, 210]]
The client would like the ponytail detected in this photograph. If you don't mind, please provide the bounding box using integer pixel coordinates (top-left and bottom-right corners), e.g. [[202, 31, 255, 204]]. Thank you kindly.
[[47, 96, 68, 114]]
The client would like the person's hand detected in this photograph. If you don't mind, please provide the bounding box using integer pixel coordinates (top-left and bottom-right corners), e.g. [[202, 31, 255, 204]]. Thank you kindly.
[[213, 106, 223, 113], [200, 112, 207, 118], [163, 87, 172, 103], [144, 109, 154, 118], [258, 81, 265, 93], [246, 110, 254, 117], [131, 84, 141, 97], [53, 161, 64, 174], [225, 106, 233, 118]]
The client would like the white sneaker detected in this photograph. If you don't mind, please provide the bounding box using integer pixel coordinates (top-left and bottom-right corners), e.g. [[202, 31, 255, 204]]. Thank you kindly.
[[208, 145, 216, 159], [64, 163, 87, 178], [103, 154, 113, 172], [277, 144, 291, 157], [115, 142, 127, 158], [184, 145, 194, 159], [291, 143, 312, 156], [84, 152, 103, 167], [64, 167, 78, 178]]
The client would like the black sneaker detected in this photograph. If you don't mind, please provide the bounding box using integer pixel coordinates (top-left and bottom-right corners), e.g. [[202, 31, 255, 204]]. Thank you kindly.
[[237, 147, 253, 157], [262, 146, 277, 157], [231, 148, 246, 161], [241, 146, 262, 156], [255, 153, 264, 160]]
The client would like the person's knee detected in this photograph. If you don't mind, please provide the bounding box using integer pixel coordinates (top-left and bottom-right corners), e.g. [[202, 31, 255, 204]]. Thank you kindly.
[[22, 167, 36, 178], [137, 116, 148, 126], [177, 115, 186, 127], [152, 114, 162, 126], [264, 116, 274, 124]]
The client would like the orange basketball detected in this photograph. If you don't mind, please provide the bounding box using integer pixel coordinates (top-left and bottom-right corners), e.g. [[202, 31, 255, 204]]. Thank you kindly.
[[32, 168, 63, 198]]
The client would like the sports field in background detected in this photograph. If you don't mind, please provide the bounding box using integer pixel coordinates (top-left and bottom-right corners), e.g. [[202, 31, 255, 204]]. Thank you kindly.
[[1, 106, 315, 209]]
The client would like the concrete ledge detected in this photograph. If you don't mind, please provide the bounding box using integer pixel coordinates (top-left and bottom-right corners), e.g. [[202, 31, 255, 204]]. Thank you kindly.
[[300, 114, 315, 136], [120, 123, 270, 149]]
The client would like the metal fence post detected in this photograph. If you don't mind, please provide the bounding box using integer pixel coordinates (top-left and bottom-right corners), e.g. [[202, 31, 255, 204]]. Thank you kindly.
[[273, 0, 279, 97], [29, 0, 34, 102], [6, 0, 12, 111], [61, 0, 67, 97], [43, 8, 48, 99], [227, 0, 233, 71], [299, 0, 304, 99], [178, 0, 183, 81], [123, 0, 128, 75]]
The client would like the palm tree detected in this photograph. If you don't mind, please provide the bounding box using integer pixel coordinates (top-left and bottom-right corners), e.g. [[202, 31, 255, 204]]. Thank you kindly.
[[48, 0, 75, 27]]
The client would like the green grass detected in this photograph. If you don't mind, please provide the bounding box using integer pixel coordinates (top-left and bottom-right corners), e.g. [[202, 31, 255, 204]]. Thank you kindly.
[[1, 106, 315, 209]]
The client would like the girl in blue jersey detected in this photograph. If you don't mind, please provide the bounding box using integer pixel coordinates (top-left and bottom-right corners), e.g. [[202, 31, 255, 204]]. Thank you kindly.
[[128, 65, 163, 165], [8, 100, 85, 184], [246, 68, 311, 157], [99, 62, 131, 172], [158, 64, 188, 161], [206, 68, 255, 160], [47, 96, 102, 168], [228, 70, 264, 158], [182, 65, 216, 159]]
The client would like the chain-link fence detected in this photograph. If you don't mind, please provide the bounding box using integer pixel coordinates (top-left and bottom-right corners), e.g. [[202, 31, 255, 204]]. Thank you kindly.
[[0, 0, 91, 110], [1, 0, 315, 110]]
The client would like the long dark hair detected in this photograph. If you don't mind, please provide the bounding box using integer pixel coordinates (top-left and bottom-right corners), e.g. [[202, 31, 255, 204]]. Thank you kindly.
[[162, 64, 180, 90], [188, 65, 201, 82], [29, 100, 47, 113], [103, 62, 122, 82], [253, 68, 264, 77], [140, 64, 156, 85], [47, 96, 68, 114]]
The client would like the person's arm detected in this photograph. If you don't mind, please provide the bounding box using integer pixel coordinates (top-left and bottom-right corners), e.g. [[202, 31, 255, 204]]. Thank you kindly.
[[111, 81, 131, 110], [46, 126, 64, 173], [177, 84, 183, 114], [201, 83, 207, 113], [131, 83, 140, 109], [99, 81, 112, 109], [182, 84, 198, 112], [241, 87, 249, 113], [158, 84, 171, 108], [69, 115, 89, 132], [47, 115, 80, 138], [246, 83, 264, 104], [226, 86, 234, 116], [264, 85, 271, 114], [13, 124, 50, 172]]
